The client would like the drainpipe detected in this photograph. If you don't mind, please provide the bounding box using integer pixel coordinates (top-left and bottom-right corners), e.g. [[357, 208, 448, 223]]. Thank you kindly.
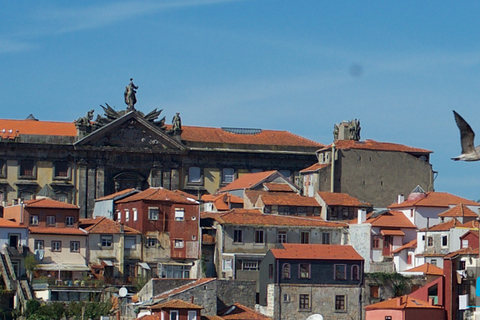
[[330, 142, 336, 192]]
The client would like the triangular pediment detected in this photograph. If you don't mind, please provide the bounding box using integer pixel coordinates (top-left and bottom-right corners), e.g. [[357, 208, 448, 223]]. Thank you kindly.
[[74, 111, 186, 151]]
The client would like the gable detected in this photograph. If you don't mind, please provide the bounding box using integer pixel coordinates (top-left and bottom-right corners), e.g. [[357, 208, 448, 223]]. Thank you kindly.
[[74, 111, 186, 151]]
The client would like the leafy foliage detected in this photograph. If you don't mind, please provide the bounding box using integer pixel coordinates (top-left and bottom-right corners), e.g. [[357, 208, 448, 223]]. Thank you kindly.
[[366, 272, 412, 296], [25, 299, 113, 320]]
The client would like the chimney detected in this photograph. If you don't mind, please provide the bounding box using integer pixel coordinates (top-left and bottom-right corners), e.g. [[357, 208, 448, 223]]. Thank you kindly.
[[357, 208, 367, 224], [397, 194, 404, 204]]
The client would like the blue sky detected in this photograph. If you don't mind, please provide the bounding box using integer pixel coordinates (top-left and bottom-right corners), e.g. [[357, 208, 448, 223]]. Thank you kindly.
[[2, 1, 480, 202]]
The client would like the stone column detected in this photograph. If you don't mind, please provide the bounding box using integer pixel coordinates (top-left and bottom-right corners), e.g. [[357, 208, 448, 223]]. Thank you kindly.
[[77, 161, 88, 219], [171, 169, 179, 190], [87, 167, 96, 218]]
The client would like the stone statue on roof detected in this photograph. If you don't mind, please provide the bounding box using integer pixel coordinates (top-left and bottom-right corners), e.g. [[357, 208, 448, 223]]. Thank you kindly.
[[124, 78, 138, 111], [172, 112, 182, 133]]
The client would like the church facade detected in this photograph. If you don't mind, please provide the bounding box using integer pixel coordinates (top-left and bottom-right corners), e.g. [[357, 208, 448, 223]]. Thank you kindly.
[[0, 105, 322, 217]]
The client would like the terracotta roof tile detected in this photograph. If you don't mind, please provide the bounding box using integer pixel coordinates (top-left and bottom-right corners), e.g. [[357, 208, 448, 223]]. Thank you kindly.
[[95, 188, 138, 201], [24, 198, 79, 209], [419, 219, 458, 232], [404, 263, 443, 276], [300, 163, 329, 173], [116, 187, 199, 205], [321, 139, 432, 154], [271, 244, 363, 261], [317, 192, 370, 207], [389, 192, 480, 208], [438, 203, 479, 218], [364, 295, 442, 310], [392, 239, 417, 254], [259, 194, 320, 207], [218, 303, 272, 320], [444, 246, 479, 258], [202, 194, 244, 211], [0, 119, 77, 137], [79, 217, 141, 234], [153, 278, 216, 300], [458, 220, 480, 229], [218, 171, 277, 192], [0, 218, 26, 229], [29, 226, 87, 235], [244, 190, 296, 206], [367, 211, 416, 229], [263, 183, 294, 192], [148, 299, 203, 310], [211, 209, 346, 228]]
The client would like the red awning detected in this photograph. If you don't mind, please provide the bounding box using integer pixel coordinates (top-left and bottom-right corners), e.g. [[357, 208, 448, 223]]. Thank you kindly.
[[381, 230, 405, 236]]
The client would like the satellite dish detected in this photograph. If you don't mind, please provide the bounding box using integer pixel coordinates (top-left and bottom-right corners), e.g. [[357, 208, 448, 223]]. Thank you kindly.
[[306, 315, 324, 320], [119, 287, 128, 297]]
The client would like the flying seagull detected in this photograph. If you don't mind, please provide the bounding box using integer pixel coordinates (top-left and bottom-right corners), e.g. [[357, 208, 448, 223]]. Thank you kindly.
[[452, 110, 480, 161]]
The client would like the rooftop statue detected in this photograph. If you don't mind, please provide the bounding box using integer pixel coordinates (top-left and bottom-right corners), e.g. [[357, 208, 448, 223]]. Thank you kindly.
[[172, 112, 182, 134], [124, 78, 138, 111]]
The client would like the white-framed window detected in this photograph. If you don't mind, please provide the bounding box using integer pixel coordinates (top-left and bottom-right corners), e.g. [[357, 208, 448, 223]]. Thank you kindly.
[[242, 260, 259, 271], [65, 216, 75, 226], [51, 240, 61, 252], [101, 235, 113, 248], [175, 208, 185, 221], [117, 211, 121, 222], [188, 310, 197, 320], [34, 240, 44, 250], [233, 229, 243, 243], [188, 166, 202, 183], [222, 168, 235, 183], [30, 215, 39, 226], [125, 236, 136, 250], [149, 207, 159, 221], [133, 208, 138, 221], [174, 239, 184, 248], [46, 216, 56, 226], [170, 310, 179, 320], [442, 235, 448, 247], [222, 258, 233, 271], [70, 241, 80, 252], [125, 209, 130, 222], [278, 231, 287, 244]]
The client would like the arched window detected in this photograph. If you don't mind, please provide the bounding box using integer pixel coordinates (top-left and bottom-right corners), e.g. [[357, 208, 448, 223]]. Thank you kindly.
[[282, 263, 291, 279], [351, 265, 360, 280]]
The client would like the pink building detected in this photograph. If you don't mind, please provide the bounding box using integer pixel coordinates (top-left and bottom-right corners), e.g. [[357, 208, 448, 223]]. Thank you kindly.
[[365, 295, 446, 320]]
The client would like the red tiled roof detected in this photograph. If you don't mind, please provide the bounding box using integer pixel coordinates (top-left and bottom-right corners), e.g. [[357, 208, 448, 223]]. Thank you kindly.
[[263, 183, 294, 192], [380, 230, 405, 236], [79, 217, 141, 234], [24, 198, 79, 209], [210, 209, 346, 228], [244, 190, 297, 206], [320, 139, 432, 154], [202, 194, 244, 211], [148, 299, 203, 310], [218, 303, 272, 320], [317, 192, 370, 207], [458, 220, 479, 229], [153, 278, 216, 300], [259, 194, 320, 207], [218, 171, 277, 192], [404, 263, 443, 276], [392, 239, 417, 254], [367, 211, 416, 229], [444, 246, 479, 259], [300, 163, 329, 173], [29, 226, 87, 235], [271, 244, 363, 261], [364, 295, 442, 310], [116, 188, 199, 205], [0, 119, 77, 137], [179, 126, 323, 148], [419, 219, 458, 232], [389, 192, 480, 209], [0, 218, 26, 229], [438, 203, 479, 218], [95, 188, 137, 201]]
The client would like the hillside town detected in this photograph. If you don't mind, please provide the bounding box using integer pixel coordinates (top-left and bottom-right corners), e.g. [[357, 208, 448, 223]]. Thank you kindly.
[[0, 89, 477, 320]]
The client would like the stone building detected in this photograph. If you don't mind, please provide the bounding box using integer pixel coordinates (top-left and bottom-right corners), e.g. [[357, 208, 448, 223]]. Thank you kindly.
[[0, 102, 322, 218]]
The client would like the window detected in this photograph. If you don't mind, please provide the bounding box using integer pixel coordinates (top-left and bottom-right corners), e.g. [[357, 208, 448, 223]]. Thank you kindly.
[[54, 161, 70, 179], [51, 241, 61, 252], [125, 236, 136, 250], [57, 193, 68, 203], [322, 232, 331, 244], [299, 294, 310, 310], [117, 211, 121, 222], [175, 208, 185, 221], [385, 317, 392, 320], [101, 235, 113, 247], [431, 259, 437, 266], [188, 166, 202, 183], [264, 205, 271, 214], [269, 264, 273, 278], [233, 229, 243, 243], [407, 253, 412, 265], [34, 240, 44, 250], [282, 263, 291, 279], [301, 231, 310, 244], [223, 259, 233, 271], [188, 310, 197, 320], [283, 293, 290, 303], [149, 207, 159, 221], [147, 237, 157, 247], [222, 168, 235, 183], [442, 235, 448, 247], [372, 236, 380, 249], [19, 160, 35, 178], [255, 230, 265, 244], [66, 216, 75, 226], [370, 285, 379, 298], [462, 239, 469, 248], [335, 264, 347, 280], [170, 310, 179, 320], [30, 215, 39, 226], [297, 206, 307, 216], [174, 239, 184, 248], [125, 209, 130, 222], [335, 295, 346, 311], [351, 265, 360, 280], [242, 260, 259, 271], [427, 236, 433, 247], [278, 231, 287, 244], [46, 216, 56, 226], [70, 241, 80, 252], [299, 263, 310, 279], [133, 208, 138, 221], [159, 264, 191, 279]]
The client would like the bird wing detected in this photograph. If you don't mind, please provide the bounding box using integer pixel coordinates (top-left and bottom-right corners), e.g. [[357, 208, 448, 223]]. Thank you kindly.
[[453, 110, 476, 154]]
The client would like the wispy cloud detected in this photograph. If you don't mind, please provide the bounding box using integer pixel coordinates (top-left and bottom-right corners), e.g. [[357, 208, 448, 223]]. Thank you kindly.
[[0, 37, 34, 54]]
